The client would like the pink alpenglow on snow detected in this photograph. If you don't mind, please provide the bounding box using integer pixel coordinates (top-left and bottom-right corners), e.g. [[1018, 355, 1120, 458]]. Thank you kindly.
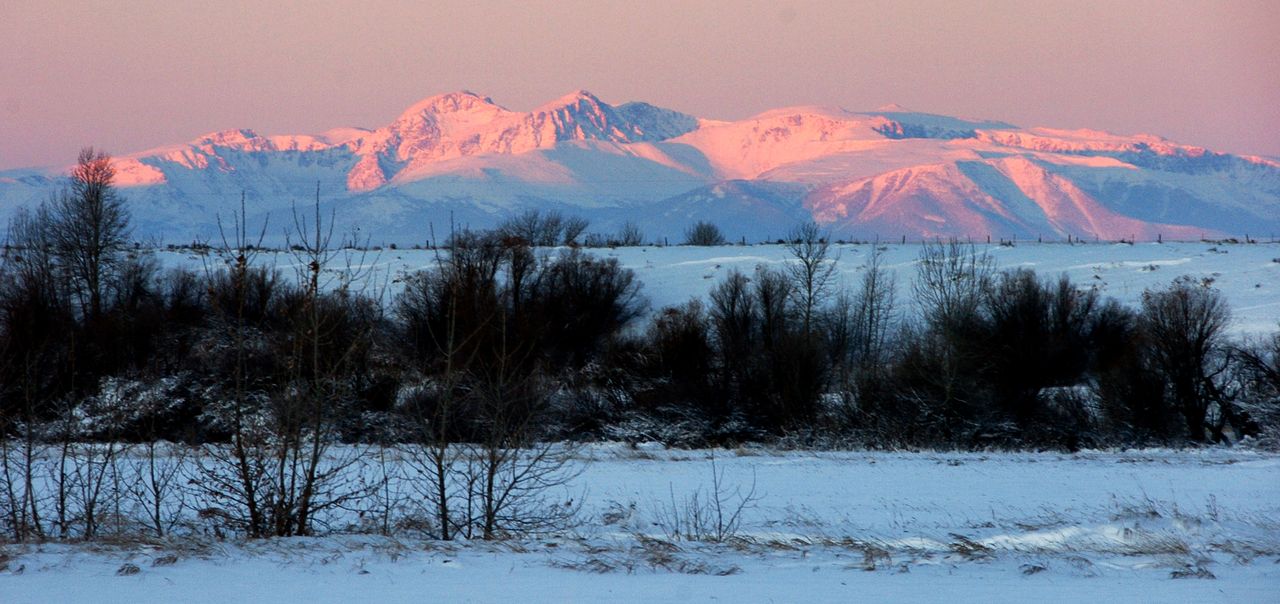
[[1, 90, 1275, 244]]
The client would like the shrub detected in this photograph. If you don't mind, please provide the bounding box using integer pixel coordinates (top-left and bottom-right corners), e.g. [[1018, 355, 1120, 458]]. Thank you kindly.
[[615, 221, 645, 246], [683, 221, 726, 246], [1140, 277, 1234, 442]]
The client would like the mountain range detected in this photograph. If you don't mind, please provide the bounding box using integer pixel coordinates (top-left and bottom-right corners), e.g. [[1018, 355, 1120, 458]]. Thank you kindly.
[[2, 90, 1278, 244]]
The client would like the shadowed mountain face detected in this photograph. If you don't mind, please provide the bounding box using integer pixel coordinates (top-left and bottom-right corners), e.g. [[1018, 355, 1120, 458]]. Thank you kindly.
[[2, 91, 1276, 244]]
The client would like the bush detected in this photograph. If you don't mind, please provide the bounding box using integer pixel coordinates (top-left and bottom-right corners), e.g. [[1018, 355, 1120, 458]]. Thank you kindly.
[[615, 221, 645, 246], [1140, 277, 1234, 442], [524, 249, 645, 368], [497, 209, 590, 246], [683, 221, 726, 246], [1236, 332, 1280, 447], [1091, 300, 1175, 442]]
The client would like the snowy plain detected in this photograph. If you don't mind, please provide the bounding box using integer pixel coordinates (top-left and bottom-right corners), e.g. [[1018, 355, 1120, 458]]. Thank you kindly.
[[2, 447, 1278, 603], [3, 240, 1279, 602]]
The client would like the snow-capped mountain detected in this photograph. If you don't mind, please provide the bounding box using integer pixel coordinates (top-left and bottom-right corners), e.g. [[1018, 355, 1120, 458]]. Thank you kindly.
[[2, 90, 1277, 244]]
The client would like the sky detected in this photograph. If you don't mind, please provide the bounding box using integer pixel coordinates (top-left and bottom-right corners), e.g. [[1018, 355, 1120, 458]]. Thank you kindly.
[[1, 0, 1277, 169]]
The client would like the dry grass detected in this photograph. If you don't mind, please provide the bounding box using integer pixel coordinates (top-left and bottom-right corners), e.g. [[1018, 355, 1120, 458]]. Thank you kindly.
[[947, 534, 994, 561], [1170, 563, 1216, 579], [550, 535, 740, 576]]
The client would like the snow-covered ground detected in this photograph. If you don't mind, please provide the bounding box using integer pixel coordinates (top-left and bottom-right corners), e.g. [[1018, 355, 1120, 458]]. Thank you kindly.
[[2, 446, 1278, 602], [162, 240, 1280, 334]]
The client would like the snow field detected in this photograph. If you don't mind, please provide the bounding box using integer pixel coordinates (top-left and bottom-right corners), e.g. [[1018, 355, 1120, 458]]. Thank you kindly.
[[2, 445, 1278, 603]]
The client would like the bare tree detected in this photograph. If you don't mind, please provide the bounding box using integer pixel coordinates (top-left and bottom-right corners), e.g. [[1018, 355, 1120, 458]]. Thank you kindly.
[[1236, 330, 1280, 446], [265, 190, 379, 536], [683, 221, 726, 246], [709, 270, 758, 417], [397, 265, 488, 541], [462, 322, 580, 540], [49, 148, 131, 320], [830, 246, 897, 407], [195, 188, 380, 538], [66, 383, 131, 540], [396, 225, 508, 540], [912, 240, 993, 333], [129, 440, 188, 538], [499, 209, 583, 247], [615, 221, 644, 246], [785, 222, 839, 334], [42, 388, 129, 540], [0, 208, 68, 540], [754, 266, 792, 350], [851, 246, 897, 376], [905, 240, 995, 423], [655, 454, 758, 543], [398, 231, 588, 540], [1141, 277, 1233, 442], [560, 216, 590, 246], [192, 191, 381, 537], [192, 194, 274, 537], [0, 151, 131, 540], [186, 190, 272, 534]]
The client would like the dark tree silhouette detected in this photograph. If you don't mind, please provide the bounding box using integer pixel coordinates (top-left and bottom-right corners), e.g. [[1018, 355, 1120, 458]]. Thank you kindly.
[[49, 148, 131, 320], [684, 221, 726, 246], [1141, 278, 1232, 441]]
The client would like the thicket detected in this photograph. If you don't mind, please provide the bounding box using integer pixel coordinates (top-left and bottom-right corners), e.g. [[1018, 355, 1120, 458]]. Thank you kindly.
[[3, 199, 1274, 450]]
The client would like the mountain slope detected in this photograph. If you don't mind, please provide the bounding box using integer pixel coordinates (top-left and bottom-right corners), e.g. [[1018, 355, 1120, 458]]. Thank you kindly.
[[1, 90, 1275, 243]]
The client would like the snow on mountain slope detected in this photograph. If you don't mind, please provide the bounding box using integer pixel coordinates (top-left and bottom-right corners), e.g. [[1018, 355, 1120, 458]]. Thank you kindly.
[[638, 179, 813, 242], [670, 105, 1014, 181], [963, 156, 1206, 240], [1031, 153, 1280, 236], [757, 138, 984, 184], [1, 90, 1276, 244], [808, 163, 1015, 238], [860, 109, 1017, 139], [979, 127, 1201, 157], [668, 106, 901, 179], [807, 157, 1211, 240], [346, 90, 702, 191]]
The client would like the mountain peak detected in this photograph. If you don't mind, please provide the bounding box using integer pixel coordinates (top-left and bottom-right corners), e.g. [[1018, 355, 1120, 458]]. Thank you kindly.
[[398, 91, 501, 119], [538, 89, 603, 111], [197, 128, 261, 145]]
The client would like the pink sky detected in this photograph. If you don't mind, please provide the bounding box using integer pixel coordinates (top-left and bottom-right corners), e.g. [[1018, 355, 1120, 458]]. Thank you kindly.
[[1, 0, 1277, 169]]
